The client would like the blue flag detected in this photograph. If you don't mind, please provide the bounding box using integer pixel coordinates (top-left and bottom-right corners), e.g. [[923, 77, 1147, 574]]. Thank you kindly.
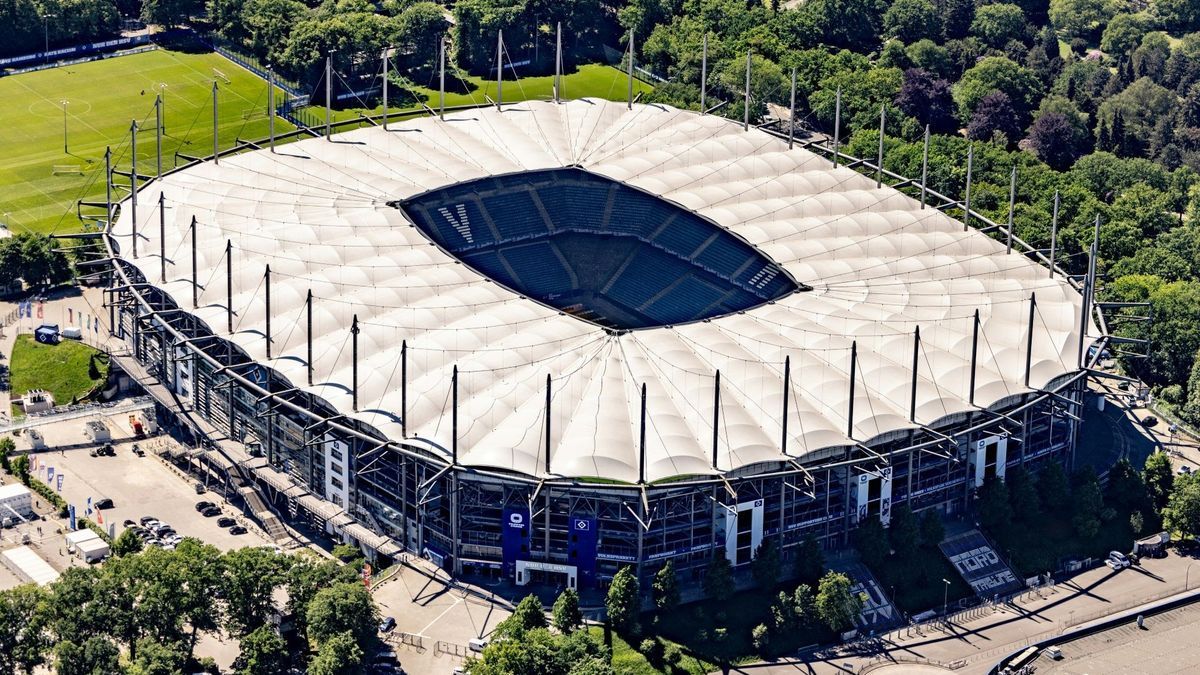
[[69, 504, 77, 531]]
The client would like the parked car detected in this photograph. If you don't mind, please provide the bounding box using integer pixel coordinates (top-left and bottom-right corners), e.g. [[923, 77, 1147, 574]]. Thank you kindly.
[[94, 498, 114, 510], [194, 482, 206, 494], [1106, 551, 1131, 570], [122, 519, 136, 527], [201, 507, 221, 518], [1141, 416, 1159, 428], [99, 444, 115, 456], [132, 444, 145, 457], [217, 517, 236, 528], [195, 501, 215, 512], [229, 525, 248, 535], [139, 516, 158, 526], [378, 616, 396, 633]]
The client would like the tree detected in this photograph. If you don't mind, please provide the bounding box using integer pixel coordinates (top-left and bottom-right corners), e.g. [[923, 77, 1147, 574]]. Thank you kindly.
[[853, 515, 888, 569], [966, 90, 1022, 144], [0, 584, 49, 675], [920, 509, 945, 548], [815, 571, 862, 633], [1145, 451, 1177, 512], [306, 582, 379, 648], [306, 631, 363, 675], [803, 0, 885, 51], [286, 557, 358, 638], [0, 234, 72, 288], [752, 539, 781, 589], [1049, 0, 1108, 40], [895, 68, 957, 132], [702, 554, 734, 604], [1155, 0, 1200, 33], [1007, 467, 1042, 523], [1037, 461, 1072, 512], [111, 527, 144, 557], [1164, 473, 1200, 537], [497, 594, 548, 640], [393, 2, 451, 73], [54, 637, 121, 675], [605, 566, 640, 635], [884, 0, 941, 44], [975, 474, 1013, 534], [1101, 13, 1150, 56], [796, 533, 826, 585], [1071, 468, 1105, 539], [127, 638, 187, 675], [9, 455, 29, 484], [330, 543, 362, 563], [970, 4, 1027, 48], [1028, 112, 1087, 169], [220, 547, 290, 637], [888, 503, 920, 559], [552, 589, 582, 634], [232, 625, 289, 675], [140, 0, 204, 30], [953, 56, 1042, 122], [651, 561, 679, 611]]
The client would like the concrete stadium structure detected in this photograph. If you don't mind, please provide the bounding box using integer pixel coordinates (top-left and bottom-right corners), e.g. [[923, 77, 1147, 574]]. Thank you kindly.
[[102, 99, 1099, 592]]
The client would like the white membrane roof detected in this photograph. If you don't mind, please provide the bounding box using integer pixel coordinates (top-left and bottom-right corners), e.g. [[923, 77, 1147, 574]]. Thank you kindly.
[[110, 100, 1091, 483]]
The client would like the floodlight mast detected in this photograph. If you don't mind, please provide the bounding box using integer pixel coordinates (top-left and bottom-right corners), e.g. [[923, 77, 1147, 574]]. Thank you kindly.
[[130, 120, 138, 258], [212, 81, 219, 163], [325, 53, 333, 140], [496, 31, 503, 110], [553, 22, 562, 103], [382, 47, 389, 131], [627, 29, 635, 110], [154, 94, 163, 177], [267, 65, 275, 152]]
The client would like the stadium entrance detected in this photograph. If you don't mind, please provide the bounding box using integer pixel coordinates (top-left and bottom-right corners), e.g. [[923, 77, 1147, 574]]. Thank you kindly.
[[396, 167, 804, 330], [515, 560, 578, 590]]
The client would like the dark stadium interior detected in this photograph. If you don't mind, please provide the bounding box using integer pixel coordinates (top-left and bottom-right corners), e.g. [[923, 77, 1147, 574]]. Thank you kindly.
[[397, 168, 804, 330]]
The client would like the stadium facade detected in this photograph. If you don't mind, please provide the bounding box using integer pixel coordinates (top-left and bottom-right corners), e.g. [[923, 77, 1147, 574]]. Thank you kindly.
[[103, 100, 1096, 591]]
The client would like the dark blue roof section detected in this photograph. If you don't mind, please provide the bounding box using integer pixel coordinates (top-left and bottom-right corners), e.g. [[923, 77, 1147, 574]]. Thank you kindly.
[[399, 168, 803, 330]]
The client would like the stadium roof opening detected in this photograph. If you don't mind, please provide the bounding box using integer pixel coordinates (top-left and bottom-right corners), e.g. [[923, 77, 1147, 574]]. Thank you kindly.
[[397, 168, 804, 330]]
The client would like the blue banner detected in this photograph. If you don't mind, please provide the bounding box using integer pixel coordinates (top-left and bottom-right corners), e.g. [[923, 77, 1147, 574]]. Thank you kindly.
[[69, 504, 76, 531], [501, 507, 530, 577], [0, 35, 151, 68], [568, 516, 598, 587]]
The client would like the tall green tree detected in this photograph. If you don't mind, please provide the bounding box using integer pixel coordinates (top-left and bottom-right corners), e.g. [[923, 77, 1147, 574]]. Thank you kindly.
[[221, 547, 291, 637], [1164, 473, 1200, 538], [815, 571, 862, 633], [752, 539, 782, 589], [306, 631, 363, 675], [796, 533, 826, 585], [232, 625, 290, 675], [552, 589, 583, 633], [53, 636, 121, 675], [651, 560, 680, 611], [702, 555, 734, 603], [0, 584, 50, 675], [306, 582, 379, 648], [605, 566, 640, 634]]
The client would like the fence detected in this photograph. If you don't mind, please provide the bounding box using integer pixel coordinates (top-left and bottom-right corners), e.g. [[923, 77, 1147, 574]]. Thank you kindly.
[[435, 640, 468, 658], [206, 35, 304, 96]]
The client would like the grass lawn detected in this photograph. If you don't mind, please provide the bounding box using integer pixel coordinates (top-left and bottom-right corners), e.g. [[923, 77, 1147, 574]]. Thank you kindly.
[[305, 64, 654, 126], [588, 626, 716, 675], [9, 334, 109, 409], [0, 46, 291, 235]]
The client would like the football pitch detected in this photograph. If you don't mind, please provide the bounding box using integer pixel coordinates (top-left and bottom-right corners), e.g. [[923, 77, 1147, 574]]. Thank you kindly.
[[0, 48, 289, 235]]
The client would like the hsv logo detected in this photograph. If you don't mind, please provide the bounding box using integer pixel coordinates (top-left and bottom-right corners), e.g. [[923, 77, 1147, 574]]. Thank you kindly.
[[437, 203, 473, 243], [574, 519, 590, 531]]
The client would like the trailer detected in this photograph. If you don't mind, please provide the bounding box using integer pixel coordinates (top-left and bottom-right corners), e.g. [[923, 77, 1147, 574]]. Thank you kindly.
[[1134, 532, 1170, 559]]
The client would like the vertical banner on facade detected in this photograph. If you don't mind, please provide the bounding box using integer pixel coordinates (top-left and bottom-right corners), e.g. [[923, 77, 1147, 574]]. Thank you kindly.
[[56, 473, 64, 492], [501, 507, 531, 577], [69, 504, 77, 531], [46, 467, 55, 484], [568, 516, 598, 587]]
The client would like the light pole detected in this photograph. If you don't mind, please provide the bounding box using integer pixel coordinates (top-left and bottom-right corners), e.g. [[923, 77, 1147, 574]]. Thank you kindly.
[[157, 83, 168, 133], [942, 578, 951, 617], [61, 99, 68, 153], [42, 14, 56, 65]]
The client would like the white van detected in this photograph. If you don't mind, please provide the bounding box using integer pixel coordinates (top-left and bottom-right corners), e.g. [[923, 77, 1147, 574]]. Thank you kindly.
[[61, 326, 82, 340], [468, 637, 489, 653]]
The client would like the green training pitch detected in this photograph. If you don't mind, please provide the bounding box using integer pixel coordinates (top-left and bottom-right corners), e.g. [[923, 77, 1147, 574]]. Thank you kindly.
[[0, 48, 291, 235], [10, 334, 110, 410], [304, 63, 654, 126]]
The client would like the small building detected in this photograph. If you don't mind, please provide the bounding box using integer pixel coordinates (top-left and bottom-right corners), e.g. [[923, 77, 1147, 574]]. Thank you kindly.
[[24, 429, 45, 450], [33, 324, 59, 344], [0, 483, 34, 520], [83, 420, 111, 443], [75, 537, 110, 563], [15, 390, 54, 414], [65, 528, 102, 552], [0, 546, 60, 586]]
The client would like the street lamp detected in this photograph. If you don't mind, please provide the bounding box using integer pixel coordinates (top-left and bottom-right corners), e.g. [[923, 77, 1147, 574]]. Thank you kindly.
[[942, 578, 952, 617], [42, 14, 56, 65], [61, 99, 68, 153], [157, 83, 168, 133]]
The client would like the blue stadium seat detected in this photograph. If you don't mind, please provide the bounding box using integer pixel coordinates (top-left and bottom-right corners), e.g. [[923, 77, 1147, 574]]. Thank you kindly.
[[482, 191, 547, 240]]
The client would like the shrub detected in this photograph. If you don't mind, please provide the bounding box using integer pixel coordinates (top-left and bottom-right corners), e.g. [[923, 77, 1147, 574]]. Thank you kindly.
[[752, 623, 770, 653], [663, 645, 682, 666]]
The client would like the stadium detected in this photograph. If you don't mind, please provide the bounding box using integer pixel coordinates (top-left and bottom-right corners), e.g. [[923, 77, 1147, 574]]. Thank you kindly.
[[102, 99, 1096, 592]]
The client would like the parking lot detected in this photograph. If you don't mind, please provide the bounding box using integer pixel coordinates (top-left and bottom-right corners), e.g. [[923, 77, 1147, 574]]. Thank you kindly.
[[9, 406, 272, 554]]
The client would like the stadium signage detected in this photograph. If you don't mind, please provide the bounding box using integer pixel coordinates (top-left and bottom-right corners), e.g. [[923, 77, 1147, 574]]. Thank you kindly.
[[0, 36, 151, 67]]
